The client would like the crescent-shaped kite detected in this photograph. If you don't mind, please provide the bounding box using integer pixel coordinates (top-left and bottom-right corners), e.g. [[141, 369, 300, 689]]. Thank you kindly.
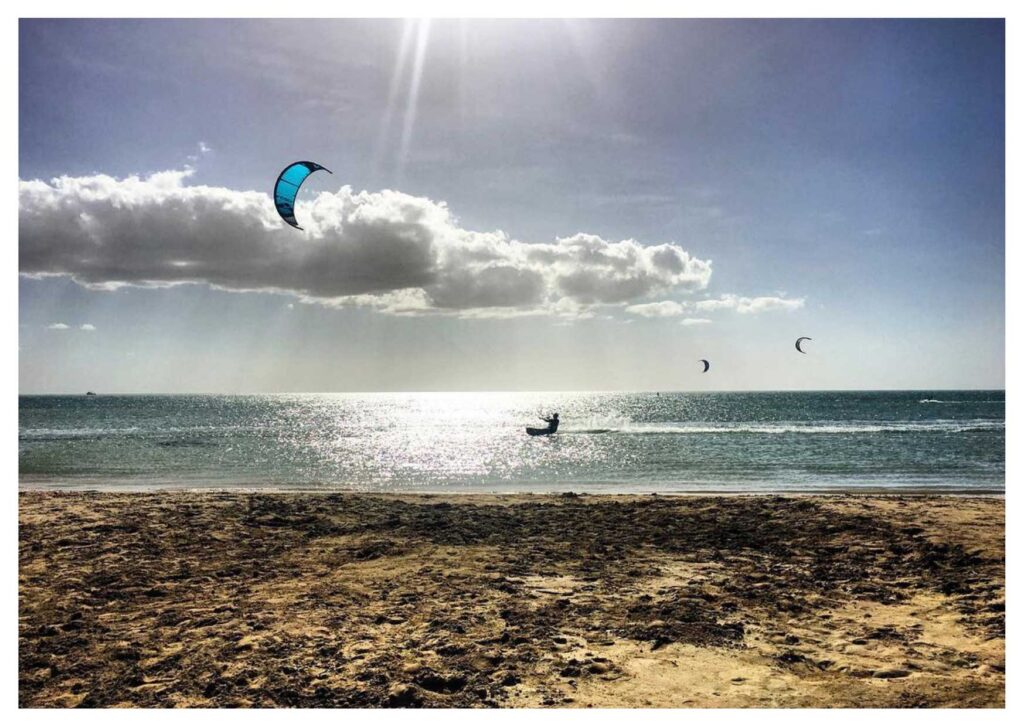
[[699, 359, 710, 373], [795, 337, 812, 354], [274, 161, 332, 230]]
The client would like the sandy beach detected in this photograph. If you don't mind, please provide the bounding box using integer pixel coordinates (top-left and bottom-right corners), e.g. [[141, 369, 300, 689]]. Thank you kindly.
[[19, 491, 1004, 708]]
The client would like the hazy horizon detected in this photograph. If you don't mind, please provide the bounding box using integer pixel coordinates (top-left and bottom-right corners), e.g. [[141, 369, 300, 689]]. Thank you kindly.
[[20, 19, 1005, 393], [18, 387, 1007, 396]]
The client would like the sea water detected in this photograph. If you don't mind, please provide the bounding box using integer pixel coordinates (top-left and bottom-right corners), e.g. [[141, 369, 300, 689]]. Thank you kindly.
[[19, 391, 1004, 493]]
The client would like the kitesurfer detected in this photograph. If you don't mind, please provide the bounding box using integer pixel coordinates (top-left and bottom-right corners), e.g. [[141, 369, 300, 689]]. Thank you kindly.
[[540, 413, 560, 434]]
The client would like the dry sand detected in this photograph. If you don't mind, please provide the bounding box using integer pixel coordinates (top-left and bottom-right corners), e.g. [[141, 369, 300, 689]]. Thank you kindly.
[[19, 491, 1004, 708]]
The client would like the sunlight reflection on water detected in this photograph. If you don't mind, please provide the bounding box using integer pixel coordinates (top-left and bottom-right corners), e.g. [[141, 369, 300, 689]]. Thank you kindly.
[[19, 391, 1004, 492]]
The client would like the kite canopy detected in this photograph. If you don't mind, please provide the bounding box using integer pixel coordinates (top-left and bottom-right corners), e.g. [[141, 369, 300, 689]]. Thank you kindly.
[[699, 359, 710, 373], [795, 336, 812, 354], [274, 161, 332, 230]]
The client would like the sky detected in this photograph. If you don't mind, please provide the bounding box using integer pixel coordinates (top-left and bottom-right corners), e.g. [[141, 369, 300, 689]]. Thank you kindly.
[[19, 19, 1004, 393]]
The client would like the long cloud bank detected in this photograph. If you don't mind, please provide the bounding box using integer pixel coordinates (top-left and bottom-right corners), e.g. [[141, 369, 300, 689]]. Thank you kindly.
[[20, 169, 716, 318], [625, 294, 805, 318]]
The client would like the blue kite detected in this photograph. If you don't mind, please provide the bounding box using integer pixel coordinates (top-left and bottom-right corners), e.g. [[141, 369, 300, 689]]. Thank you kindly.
[[273, 161, 332, 230]]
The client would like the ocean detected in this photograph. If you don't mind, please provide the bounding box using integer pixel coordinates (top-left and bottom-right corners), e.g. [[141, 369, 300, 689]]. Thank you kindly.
[[18, 391, 1005, 493]]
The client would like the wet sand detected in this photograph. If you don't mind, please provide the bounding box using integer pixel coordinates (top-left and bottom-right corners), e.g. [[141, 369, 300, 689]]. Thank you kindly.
[[19, 491, 1004, 708]]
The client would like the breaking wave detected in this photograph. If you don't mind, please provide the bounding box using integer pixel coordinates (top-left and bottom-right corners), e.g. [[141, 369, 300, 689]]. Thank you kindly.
[[919, 399, 1003, 404], [564, 420, 1004, 435]]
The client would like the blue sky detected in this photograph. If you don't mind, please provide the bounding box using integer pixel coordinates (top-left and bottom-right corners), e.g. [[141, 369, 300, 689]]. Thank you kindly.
[[19, 19, 1004, 392]]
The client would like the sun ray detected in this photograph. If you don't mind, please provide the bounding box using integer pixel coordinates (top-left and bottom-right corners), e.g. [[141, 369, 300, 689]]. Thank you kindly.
[[372, 18, 417, 179], [398, 18, 432, 178]]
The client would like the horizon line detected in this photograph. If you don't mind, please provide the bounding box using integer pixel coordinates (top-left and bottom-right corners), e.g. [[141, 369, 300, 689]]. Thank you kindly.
[[18, 387, 1007, 396]]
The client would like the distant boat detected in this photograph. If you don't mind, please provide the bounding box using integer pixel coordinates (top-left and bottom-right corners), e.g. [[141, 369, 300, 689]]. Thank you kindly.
[[85, 391, 97, 396]]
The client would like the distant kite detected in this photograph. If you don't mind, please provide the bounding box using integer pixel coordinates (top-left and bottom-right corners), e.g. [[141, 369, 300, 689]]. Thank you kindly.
[[795, 337, 812, 354], [699, 359, 710, 373], [274, 161, 332, 230]]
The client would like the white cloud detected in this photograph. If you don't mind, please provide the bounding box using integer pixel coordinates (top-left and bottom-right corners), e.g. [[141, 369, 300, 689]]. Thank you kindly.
[[46, 322, 69, 330], [80, 323, 96, 331], [695, 294, 804, 314], [624, 300, 689, 318], [625, 293, 803, 320], [680, 318, 712, 326], [187, 142, 213, 163], [19, 169, 714, 319]]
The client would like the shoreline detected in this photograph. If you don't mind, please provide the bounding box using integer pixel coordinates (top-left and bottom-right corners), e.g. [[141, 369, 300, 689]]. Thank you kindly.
[[17, 480, 1008, 496], [20, 491, 1004, 707]]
